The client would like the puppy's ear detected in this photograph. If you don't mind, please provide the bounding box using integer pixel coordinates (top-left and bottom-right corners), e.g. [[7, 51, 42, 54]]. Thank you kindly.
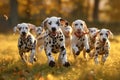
[[28, 23, 36, 30], [27, 23, 36, 34], [83, 21, 89, 33], [59, 18, 69, 27], [107, 29, 113, 38], [41, 18, 49, 30], [13, 24, 21, 33], [13, 26, 19, 34], [35, 26, 43, 32], [71, 22, 75, 32], [88, 28, 91, 32]]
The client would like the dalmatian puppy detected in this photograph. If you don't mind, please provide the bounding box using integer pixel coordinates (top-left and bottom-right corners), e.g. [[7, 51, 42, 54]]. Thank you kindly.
[[42, 16, 70, 67], [71, 19, 90, 59], [35, 26, 45, 52], [14, 23, 37, 64], [94, 28, 113, 64], [59, 19, 72, 47], [88, 28, 100, 57]]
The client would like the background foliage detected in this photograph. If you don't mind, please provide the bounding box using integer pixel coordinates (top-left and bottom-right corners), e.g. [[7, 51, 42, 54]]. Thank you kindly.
[[0, 0, 120, 34]]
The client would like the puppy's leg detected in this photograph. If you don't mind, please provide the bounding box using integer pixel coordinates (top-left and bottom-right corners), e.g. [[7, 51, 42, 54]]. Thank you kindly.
[[45, 46, 55, 67], [39, 45, 44, 52], [94, 51, 99, 64], [19, 51, 28, 63], [83, 35, 90, 53], [72, 44, 80, 58], [83, 48, 88, 61], [59, 45, 70, 67], [29, 49, 36, 64], [102, 51, 109, 63]]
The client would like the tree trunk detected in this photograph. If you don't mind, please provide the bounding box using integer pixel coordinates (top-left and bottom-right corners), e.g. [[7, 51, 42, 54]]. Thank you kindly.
[[93, 0, 100, 22], [25, 0, 31, 22], [9, 0, 18, 27]]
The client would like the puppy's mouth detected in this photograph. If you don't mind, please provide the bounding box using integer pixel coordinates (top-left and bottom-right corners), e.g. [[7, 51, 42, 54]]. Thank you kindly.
[[51, 31, 57, 36], [76, 31, 83, 35], [74, 30, 86, 38], [21, 32, 27, 38]]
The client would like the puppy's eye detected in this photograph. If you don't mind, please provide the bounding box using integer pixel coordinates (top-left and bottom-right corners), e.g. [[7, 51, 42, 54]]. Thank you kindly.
[[26, 27, 28, 29], [100, 33, 103, 36], [80, 23, 83, 26], [56, 21, 60, 26], [19, 27, 21, 30], [91, 31, 93, 33], [75, 24, 78, 26], [48, 21, 52, 25], [106, 33, 108, 37]]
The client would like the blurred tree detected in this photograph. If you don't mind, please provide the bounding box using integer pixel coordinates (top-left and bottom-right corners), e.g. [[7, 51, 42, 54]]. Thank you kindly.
[[25, 0, 32, 22], [109, 0, 120, 22], [71, 0, 88, 21], [9, 0, 18, 27], [93, 0, 100, 22]]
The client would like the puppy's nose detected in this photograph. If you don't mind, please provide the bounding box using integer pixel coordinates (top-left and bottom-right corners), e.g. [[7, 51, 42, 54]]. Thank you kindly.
[[22, 32, 26, 35], [52, 27, 56, 32], [103, 38, 106, 42], [77, 29, 81, 31]]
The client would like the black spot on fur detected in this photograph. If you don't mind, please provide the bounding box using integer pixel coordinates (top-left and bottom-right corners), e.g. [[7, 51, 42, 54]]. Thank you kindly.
[[97, 42, 99, 44], [97, 51, 99, 53], [95, 54, 98, 56], [52, 42, 55, 44], [61, 46, 65, 51], [62, 52, 66, 57], [46, 42, 48, 45], [51, 45, 54, 47], [49, 41, 51, 44], [48, 53, 51, 56], [60, 32, 62, 34], [83, 38, 85, 41], [96, 47, 99, 50], [55, 45, 58, 49], [60, 38, 63, 41]]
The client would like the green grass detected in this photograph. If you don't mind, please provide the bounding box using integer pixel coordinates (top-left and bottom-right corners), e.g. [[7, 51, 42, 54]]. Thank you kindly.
[[0, 34, 120, 80]]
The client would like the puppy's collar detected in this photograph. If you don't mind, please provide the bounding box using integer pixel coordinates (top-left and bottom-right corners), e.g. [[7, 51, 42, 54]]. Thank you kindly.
[[74, 32, 88, 38]]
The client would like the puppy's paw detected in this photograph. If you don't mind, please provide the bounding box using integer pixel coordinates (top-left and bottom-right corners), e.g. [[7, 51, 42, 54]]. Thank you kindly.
[[63, 62, 70, 67], [49, 61, 55, 67], [76, 51, 80, 55], [86, 49, 90, 53], [33, 57, 37, 62]]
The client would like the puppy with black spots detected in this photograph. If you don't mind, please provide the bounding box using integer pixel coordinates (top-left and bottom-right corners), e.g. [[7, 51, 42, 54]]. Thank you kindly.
[[34, 26, 45, 53], [94, 28, 113, 64], [14, 23, 37, 64], [41, 16, 70, 67], [60, 19, 72, 47], [71, 20, 90, 59], [87, 28, 100, 58]]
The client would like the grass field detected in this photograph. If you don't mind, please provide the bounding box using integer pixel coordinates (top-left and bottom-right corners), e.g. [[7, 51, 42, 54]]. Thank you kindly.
[[0, 33, 120, 80]]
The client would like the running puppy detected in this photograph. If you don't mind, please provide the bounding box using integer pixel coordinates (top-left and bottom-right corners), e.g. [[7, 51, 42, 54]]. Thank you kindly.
[[94, 28, 113, 64], [14, 23, 37, 64], [60, 19, 72, 47], [41, 16, 70, 67], [71, 20, 90, 59]]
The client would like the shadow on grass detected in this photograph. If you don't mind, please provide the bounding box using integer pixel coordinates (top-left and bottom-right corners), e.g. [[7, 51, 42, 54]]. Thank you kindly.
[[0, 57, 73, 80]]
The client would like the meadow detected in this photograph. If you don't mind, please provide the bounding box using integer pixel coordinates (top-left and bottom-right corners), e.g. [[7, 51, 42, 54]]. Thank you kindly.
[[0, 33, 120, 80]]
